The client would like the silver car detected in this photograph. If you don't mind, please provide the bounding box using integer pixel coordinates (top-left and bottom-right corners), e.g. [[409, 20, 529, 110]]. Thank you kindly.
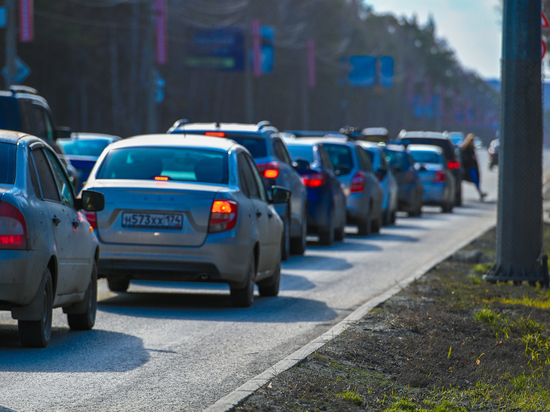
[[0, 131, 104, 347], [408, 144, 455, 213], [83, 134, 289, 307]]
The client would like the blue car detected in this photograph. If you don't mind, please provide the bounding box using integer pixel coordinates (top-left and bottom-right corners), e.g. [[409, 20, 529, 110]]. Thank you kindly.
[[285, 139, 347, 246], [57, 133, 121, 192]]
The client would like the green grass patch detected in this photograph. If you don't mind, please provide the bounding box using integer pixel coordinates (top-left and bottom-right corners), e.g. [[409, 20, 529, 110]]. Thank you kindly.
[[336, 389, 363, 405]]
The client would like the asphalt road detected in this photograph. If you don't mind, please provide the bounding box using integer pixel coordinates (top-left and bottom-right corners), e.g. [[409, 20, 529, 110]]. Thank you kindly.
[[0, 151, 541, 411]]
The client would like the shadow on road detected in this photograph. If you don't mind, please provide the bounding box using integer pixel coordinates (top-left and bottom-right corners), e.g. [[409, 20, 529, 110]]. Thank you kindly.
[[98, 292, 337, 323], [282, 253, 355, 270], [0, 327, 148, 372]]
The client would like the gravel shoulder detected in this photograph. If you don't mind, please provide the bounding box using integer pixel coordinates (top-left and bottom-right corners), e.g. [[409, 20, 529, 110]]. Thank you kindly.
[[234, 224, 550, 412]]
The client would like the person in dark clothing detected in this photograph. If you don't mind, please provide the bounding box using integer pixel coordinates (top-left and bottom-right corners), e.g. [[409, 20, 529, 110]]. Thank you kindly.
[[460, 133, 487, 201]]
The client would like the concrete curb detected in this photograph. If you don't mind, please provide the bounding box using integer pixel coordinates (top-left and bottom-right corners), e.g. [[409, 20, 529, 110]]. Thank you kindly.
[[204, 223, 497, 412]]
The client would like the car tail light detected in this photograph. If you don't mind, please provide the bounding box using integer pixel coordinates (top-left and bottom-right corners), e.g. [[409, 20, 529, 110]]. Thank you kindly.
[[209, 200, 238, 233], [350, 171, 366, 193], [205, 132, 226, 137], [257, 162, 280, 179], [447, 160, 460, 170], [84, 211, 97, 230], [0, 201, 27, 250], [433, 170, 446, 183], [302, 173, 325, 188]]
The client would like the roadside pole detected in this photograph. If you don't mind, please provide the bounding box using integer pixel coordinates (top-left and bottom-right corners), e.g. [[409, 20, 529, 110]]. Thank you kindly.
[[4, 0, 16, 88], [485, 0, 548, 284]]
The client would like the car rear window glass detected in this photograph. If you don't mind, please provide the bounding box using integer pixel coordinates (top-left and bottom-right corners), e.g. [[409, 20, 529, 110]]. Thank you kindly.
[[323, 143, 354, 170], [225, 135, 267, 158], [286, 145, 314, 163], [410, 151, 442, 165], [400, 138, 454, 160], [58, 138, 112, 157], [96, 147, 229, 184], [0, 143, 16, 185], [385, 149, 411, 168]]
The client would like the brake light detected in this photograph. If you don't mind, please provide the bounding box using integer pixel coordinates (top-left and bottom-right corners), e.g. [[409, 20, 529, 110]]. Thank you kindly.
[[447, 160, 460, 170], [257, 162, 280, 179], [205, 132, 226, 137], [302, 173, 325, 188], [209, 200, 238, 233], [433, 170, 446, 183], [0, 201, 27, 250], [84, 211, 97, 230], [154, 176, 169, 181], [350, 171, 366, 193]]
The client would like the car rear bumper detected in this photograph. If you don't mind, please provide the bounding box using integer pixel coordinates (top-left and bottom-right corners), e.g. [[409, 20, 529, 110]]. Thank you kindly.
[[97, 235, 254, 287], [0, 250, 49, 307], [345, 193, 369, 222], [421, 183, 446, 204]]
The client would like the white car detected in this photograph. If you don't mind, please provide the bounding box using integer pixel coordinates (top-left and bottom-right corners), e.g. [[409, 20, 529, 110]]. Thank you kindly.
[[0, 131, 104, 347], [83, 134, 289, 307]]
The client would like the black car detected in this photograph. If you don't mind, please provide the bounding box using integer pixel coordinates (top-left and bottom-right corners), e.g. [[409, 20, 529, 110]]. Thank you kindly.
[[168, 121, 308, 260], [284, 138, 347, 246], [396, 131, 463, 206], [383, 144, 424, 217]]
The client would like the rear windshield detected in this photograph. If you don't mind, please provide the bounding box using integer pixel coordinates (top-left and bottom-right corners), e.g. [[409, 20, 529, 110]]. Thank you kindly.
[[385, 149, 411, 168], [410, 151, 442, 165], [96, 147, 229, 184], [287, 145, 314, 163], [323, 143, 354, 170], [225, 135, 267, 158], [400, 138, 454, 160], [58, 138, 112, 157], [0, 142, 16, 185]]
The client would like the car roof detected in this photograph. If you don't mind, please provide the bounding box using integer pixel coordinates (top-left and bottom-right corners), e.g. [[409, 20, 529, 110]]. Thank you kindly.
[[108, 134, 241, 152], [407, 144, 443, 154], [384, 144, 407, 152], [0, 129, 28, 144], [398, 131, 446, 139], [170, 122, 278, 135], [70, 133, 122, 141]]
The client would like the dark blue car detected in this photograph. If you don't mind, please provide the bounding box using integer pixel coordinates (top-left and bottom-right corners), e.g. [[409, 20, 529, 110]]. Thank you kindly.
[[284, 138, 346, 246]]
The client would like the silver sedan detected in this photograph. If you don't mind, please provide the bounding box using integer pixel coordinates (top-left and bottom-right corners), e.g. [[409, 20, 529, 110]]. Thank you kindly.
[[0, 131, 104, 348], [83, 134, 289, 307]]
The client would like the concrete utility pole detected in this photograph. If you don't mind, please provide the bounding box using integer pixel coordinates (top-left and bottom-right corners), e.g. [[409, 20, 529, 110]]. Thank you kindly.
[[146, 0, 157, 133], [485, 0, 548, 284], [4, 0, 17, 88]]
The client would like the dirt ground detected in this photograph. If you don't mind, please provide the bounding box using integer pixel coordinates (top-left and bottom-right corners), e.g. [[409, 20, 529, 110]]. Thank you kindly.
[[234, 226, 550, 412]]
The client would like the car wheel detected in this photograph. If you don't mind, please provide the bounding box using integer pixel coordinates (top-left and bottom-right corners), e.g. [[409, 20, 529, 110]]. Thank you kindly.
[[455, 185, 462, 206], [371, 214, 382, 233], [230, 255, 255, 307], [258, 259, 281, 297], [357, 216, 371, 236], [334, 211, 345, 242], [67, 262, 98, 331], [281, 209, 290, 262], [290, 206, 307, 255], [442, 200, 454, 213], [319, 209, 335, 246], [108, 279, 130, 293], [390, 208, 397, 224], [18, 268, 53, 348]]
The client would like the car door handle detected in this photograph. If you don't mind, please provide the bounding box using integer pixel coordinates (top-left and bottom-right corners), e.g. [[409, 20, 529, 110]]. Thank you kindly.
[[72, 219, 80, 228], [52, 216, 61, 226], [256, 210, 262, 218]]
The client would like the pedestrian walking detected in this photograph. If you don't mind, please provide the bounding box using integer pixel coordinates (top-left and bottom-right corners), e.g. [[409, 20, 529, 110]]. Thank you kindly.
[[460, 133, 487, 201]]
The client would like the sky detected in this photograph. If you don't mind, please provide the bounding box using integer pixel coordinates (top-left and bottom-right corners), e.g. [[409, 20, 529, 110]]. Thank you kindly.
[[365, 0, 503, 80]]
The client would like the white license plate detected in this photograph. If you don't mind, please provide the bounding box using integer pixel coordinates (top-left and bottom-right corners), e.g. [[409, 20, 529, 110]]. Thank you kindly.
[[122, 212, 183, 229]]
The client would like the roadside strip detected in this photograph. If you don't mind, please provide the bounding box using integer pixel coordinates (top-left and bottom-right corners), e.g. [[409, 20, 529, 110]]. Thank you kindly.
[[204, 221, 497, 412]]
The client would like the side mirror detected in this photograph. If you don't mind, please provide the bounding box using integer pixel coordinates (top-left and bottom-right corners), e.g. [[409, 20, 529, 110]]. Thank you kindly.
[[335, 165, 351, 176], [55, 127, 72, 140], [76, 190, 105, 212], [270, 185, 291, 204], [376, 167, 387, 181], [293, 158, 311, 172]]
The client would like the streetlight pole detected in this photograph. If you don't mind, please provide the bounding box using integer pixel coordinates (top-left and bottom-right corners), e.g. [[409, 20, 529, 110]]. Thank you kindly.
[[5, 0, 17, 88], [485, 0, 548, 285]]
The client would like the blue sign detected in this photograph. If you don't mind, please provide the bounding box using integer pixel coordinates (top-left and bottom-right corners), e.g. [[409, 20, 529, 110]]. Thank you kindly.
[[261, 26, 274, 74], [2, 57, 31, 85], [348, 55, 376, 87], [379, 56, 394, 88], [185, 28, 245, 72]]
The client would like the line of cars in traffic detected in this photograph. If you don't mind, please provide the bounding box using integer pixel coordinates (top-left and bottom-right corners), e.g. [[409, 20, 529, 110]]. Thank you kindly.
[[0, 89, 470, 347]]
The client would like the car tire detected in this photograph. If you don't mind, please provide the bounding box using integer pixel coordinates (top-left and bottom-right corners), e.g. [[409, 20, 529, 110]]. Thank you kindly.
[[371, 214, 382, 233], [442, 200, 454, 213], [290, 206, 307, 255], [455, 185, 462, 206], [319, 209, 335, 246], [258, 259, 281, 297], [18, 268, 53, 348], [334, 212, 345, 242], [281, 209, 291, 262], [67, 262, 98, 331], [357, 217, 371, 236], [108, 279, 130, 293], [231, 255, 255, 308], [390, 208, 397, 224]]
